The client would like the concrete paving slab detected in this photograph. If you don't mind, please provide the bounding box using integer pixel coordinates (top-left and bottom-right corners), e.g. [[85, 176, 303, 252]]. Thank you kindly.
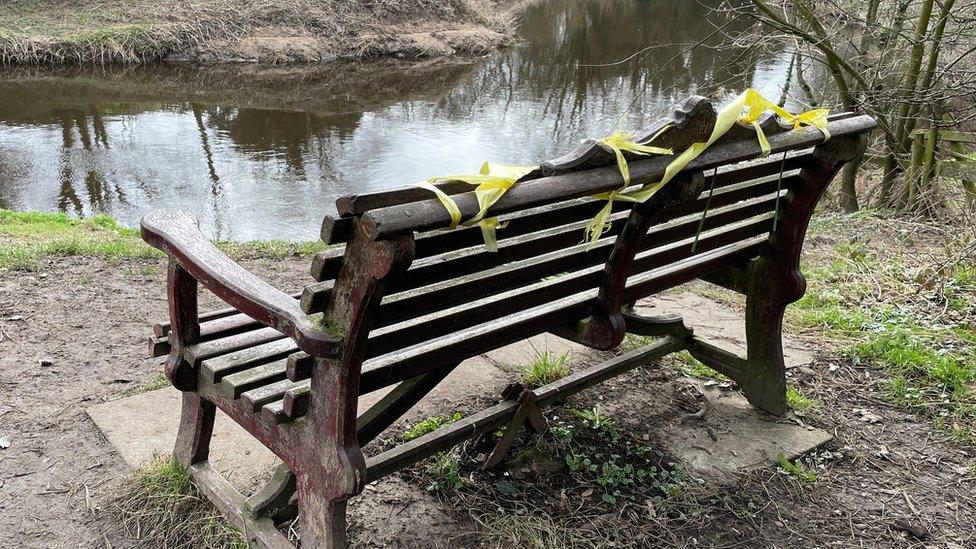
[[664, 380, 831, 476], [635, 291, 814, 369], [602, 374, 831, 478], [483, 332, 598, 372], [87, 355, 510, 491]]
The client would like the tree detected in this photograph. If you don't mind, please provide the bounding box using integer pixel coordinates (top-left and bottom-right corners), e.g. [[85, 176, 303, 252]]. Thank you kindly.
[[733, 0, 976, 213]]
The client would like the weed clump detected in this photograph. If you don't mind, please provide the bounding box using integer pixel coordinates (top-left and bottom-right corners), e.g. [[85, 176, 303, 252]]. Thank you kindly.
[[776, 453, 818, 484], [109, 457, 247, 548], [520, 348, 571, 388], [401, 412, 463, 442]]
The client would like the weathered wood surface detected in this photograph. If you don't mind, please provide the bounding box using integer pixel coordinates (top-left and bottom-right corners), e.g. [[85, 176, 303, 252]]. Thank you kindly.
[[361, 114, 875, 239], [142, 210, 341, 357]]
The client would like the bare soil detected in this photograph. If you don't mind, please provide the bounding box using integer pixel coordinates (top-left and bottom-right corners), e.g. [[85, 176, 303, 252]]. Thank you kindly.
[[0, 250, 974, 547]]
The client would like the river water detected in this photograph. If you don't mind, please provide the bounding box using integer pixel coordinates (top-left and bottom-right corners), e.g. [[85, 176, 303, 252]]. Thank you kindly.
[[0, 0, 793, 240]]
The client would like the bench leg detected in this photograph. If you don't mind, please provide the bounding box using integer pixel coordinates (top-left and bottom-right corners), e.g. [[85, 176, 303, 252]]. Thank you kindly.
[[741, 261, 790, 415], [174, 391, 216, 467], [296, 471, 349, 548]]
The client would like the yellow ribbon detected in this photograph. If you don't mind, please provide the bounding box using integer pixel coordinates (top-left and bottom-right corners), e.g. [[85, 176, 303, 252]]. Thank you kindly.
[[598, 130, 673, 184], [738, 88, 830, 156], [414, 161, 535, 251], [414, 89, 831, 251], [583, 89, 831, 245], [582, 126, 675, 247]]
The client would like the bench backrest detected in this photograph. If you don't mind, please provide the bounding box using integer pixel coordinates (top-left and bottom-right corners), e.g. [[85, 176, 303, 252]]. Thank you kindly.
[[303, 96, 874, 395]]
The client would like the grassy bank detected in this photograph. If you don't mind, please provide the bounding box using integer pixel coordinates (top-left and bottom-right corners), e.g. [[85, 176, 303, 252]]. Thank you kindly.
[[0, 209, 323, 271], [790, 210, 976, 443], [0, 0, 512, 65]]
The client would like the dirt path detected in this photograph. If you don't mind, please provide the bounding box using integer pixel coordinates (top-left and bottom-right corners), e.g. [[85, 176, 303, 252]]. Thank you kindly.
[[1, 253, 974, 547], [0, 255, 306, 547]]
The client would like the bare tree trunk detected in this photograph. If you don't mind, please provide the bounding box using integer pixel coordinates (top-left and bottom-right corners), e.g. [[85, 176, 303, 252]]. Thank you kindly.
[[903, 0, 957, 140], [838, 156, 861, 212], [793, 50, 818, 106], [879, 0, 936, 206], [778, 50, 797, 108]]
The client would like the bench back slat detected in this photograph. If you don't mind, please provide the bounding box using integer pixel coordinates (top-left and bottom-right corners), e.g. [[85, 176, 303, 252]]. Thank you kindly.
[[309, 149, 810, 282], [300, 167, 804, 318]]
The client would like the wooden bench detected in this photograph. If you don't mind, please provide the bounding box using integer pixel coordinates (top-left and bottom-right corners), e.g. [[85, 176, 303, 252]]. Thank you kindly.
[[141, 96, 875, 548]]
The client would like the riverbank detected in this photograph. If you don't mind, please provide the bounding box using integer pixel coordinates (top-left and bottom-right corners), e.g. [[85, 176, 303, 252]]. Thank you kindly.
[[0, 0, 516, 65]]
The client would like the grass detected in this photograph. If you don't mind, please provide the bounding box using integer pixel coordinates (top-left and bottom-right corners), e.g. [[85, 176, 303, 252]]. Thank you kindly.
[[401, 412, 463, 442], [110, 457, 247, 548], [0, 209, 325, 271], [520, 348, 571, 388], [676, 352, 728, 381], [400, 413, 467, 491], [475, 514, 596, 549], [794, 210, 976, 442], [776, 453, 817, 484], [0, 210, 159, 270], [119, 373, 170, 398], [786, 385, 816, 414]]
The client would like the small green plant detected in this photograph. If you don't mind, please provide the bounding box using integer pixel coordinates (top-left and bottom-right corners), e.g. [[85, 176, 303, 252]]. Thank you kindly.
[[559, 406, 688, 505], [620, 333, 655, 352], [677, 352, 726, 381], [425, 449, 464, 492], [570, 404, 614, 432], [401, 412, 462, 442], [786, 385, 815, 413], [520, 348, 570, 387], [776, 453, 817, 483]]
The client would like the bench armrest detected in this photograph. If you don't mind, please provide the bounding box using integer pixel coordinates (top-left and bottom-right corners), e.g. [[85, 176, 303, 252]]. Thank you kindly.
[[141, 210, 341, 357]]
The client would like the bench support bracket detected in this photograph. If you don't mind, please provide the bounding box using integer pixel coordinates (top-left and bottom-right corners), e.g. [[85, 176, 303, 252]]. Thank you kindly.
[[483, 389, 549, 470]]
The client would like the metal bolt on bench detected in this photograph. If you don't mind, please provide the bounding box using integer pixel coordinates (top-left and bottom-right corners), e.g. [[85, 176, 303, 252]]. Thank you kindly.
[[141, 96, 876, 548]]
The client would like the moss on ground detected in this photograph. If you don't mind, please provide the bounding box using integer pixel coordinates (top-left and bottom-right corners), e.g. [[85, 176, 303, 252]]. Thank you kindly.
[[0, 209, 324, 271]]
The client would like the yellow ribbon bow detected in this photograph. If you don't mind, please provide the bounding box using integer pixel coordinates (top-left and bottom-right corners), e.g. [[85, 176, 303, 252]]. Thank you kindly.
[[582, 128, 674, 247], [738, 88, 830, 156], [583, 89, 831, 246], [414, 161, 536, 251]]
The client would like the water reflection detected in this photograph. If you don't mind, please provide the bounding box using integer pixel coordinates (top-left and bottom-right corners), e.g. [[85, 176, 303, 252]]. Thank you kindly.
[[0, 0, 794, 240]]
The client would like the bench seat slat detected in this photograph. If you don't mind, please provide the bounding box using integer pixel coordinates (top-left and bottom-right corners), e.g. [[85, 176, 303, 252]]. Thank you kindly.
[[201, 339, 300, 382], [154, 292, 302, 338], [219, 359, 288, 399]]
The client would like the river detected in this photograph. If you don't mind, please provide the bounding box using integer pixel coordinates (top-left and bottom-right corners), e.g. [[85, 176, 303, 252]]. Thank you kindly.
[[0, 0, 794, 240]]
